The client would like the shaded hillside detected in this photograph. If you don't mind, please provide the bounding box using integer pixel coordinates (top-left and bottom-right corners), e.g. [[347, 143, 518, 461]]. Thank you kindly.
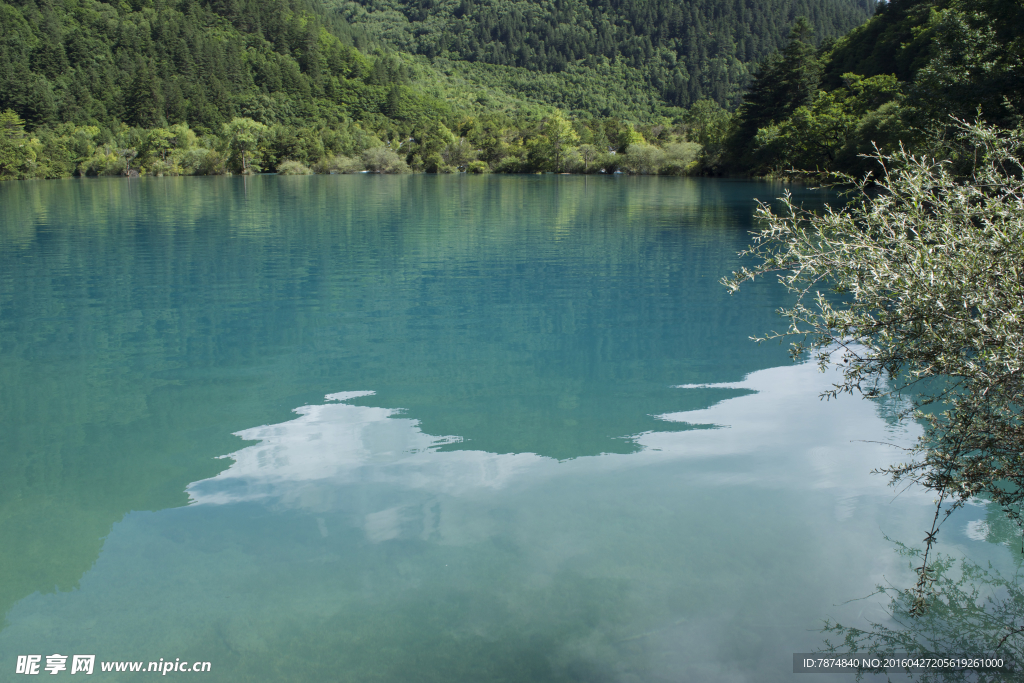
[[336, 0, 876, 107], [823, 0, 1024, 124], [724, 0, 1024, 175]]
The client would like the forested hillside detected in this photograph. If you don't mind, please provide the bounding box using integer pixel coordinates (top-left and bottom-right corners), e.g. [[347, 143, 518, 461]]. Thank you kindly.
[[337, 0, 876, 107], [724, 0, 1024, 175], [39, 0, 1024, 182], [0, 0, 418, 131], [4, 0, 1017, 180], [0, 0, 879, 180], [0, 0, 875, 132]]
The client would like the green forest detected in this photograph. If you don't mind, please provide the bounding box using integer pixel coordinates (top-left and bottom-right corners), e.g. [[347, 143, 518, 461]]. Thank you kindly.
[[0, 0, 1019, 179], [726, 0, 1024, 176], [336, 0, 876, 106]]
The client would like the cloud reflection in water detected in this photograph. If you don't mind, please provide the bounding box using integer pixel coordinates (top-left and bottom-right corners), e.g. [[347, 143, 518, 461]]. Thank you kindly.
[[188, 361, 929, 537]]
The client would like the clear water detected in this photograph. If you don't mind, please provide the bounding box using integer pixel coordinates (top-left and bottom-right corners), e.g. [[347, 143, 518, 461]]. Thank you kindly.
[[0, 175, 1012, 681]]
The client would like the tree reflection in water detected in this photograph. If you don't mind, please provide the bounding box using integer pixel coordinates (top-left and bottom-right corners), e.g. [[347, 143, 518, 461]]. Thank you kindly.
[[822, 527, 1023, 682]]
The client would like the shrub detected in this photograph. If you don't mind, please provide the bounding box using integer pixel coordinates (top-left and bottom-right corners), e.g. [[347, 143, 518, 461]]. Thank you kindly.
[[313, 155, 363, 174], [179, 149, 227, 176], [659, 142, 701, 175], [147, 159, 178, 176], [620, 143, 665, 174], [361, 147, 409, 173], [77, 149, 124, 176], [276, 160, 313, 175]]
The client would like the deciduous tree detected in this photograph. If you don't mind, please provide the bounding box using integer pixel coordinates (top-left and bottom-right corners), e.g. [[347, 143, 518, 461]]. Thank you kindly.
[[224, 117, 269, 174]]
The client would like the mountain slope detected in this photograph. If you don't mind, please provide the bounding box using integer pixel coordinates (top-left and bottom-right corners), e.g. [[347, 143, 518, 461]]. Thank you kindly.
[[723, 0, 1024, 175], [0, 0, 417, 131], [336, 0, 877, 107]]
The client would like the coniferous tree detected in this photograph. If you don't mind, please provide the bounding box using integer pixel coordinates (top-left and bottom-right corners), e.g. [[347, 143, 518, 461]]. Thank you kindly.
[[125, 65, 166, 129], [725, 17, 823, 166]]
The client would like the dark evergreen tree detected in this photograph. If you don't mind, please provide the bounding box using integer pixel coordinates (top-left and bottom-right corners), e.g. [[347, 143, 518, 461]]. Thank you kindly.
[[125, 64, 166, 129], [725, 17, 823, 165]]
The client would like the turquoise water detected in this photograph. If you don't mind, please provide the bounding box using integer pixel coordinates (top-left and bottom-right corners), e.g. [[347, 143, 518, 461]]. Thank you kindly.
[[0, 175, 1011, 681]]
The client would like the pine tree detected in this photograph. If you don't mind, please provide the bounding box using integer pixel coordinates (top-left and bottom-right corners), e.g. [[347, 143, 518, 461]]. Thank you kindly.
[[125, 64, 165, 129], [726, 17, 823, 165]]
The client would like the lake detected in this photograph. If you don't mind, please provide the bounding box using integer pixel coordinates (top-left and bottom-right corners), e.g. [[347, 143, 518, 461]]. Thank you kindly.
[[0, 175, 1012, 681]]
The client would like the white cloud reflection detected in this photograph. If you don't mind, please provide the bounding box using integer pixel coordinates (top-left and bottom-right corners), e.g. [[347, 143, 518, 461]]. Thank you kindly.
[[187, 361, 929, 519], [186, 390, 552, 509]]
